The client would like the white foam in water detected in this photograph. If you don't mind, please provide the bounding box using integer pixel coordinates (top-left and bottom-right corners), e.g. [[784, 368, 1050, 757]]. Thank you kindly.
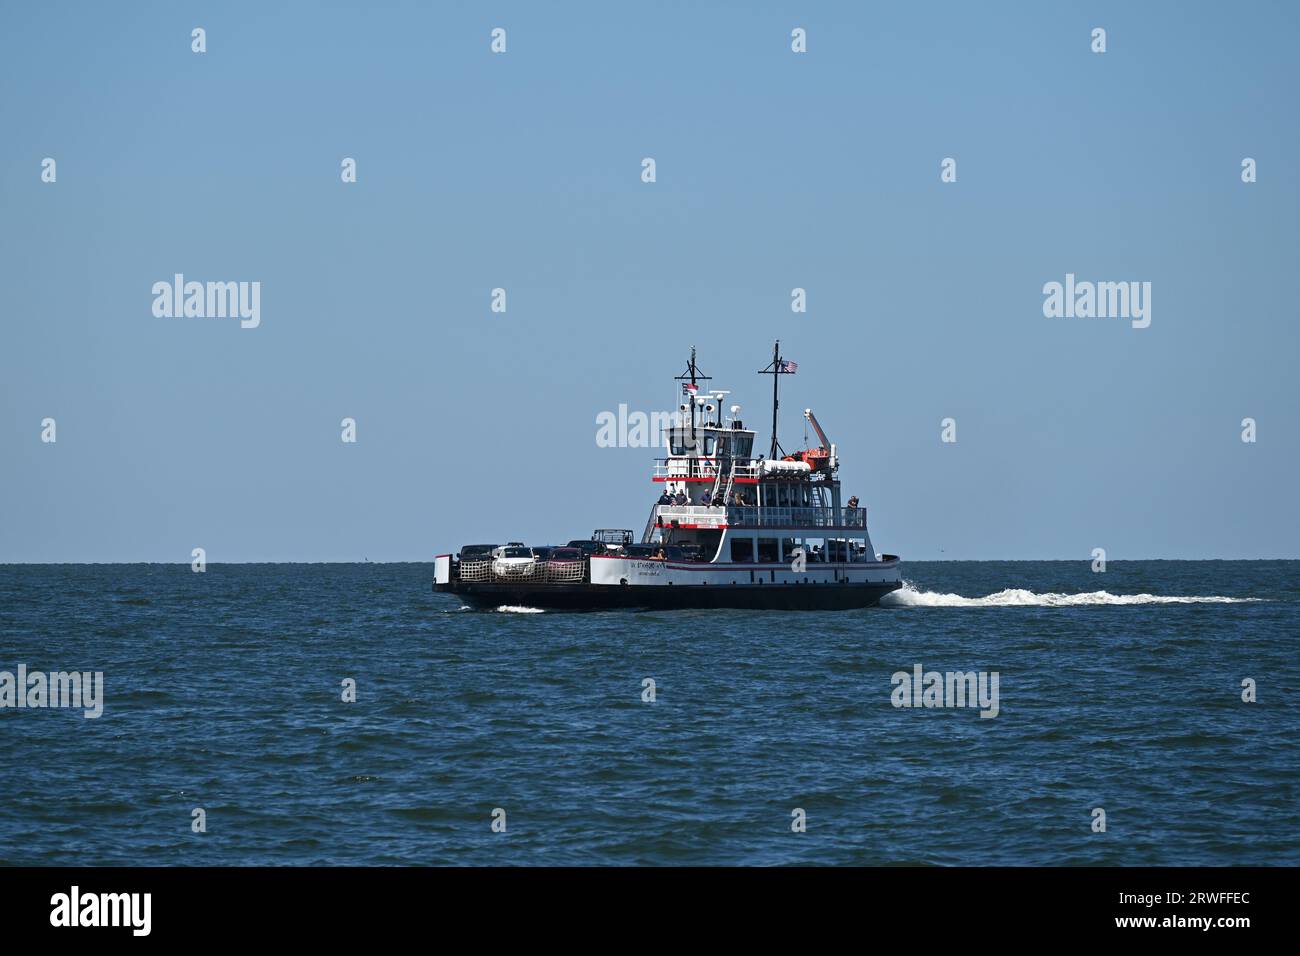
[[881, 582, 1260, 608], [496, 605, 545, 613]]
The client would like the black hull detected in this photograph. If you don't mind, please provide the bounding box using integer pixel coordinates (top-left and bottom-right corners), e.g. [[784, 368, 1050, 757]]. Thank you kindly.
[[435, 580, 901, 611]]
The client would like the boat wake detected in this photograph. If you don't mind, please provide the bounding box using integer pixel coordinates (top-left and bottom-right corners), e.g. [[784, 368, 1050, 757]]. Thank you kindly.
[[496, 605, 545, 614], [881, 582, 1261, 608]]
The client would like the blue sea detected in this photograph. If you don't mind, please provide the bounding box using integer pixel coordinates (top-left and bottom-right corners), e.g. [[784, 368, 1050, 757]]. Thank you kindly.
[[1, 561, 1296, 866]]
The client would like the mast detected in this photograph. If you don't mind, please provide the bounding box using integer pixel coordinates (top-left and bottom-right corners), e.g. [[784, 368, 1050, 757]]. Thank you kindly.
[[674, 346, 711, 431], [757, 340, 794, 460]]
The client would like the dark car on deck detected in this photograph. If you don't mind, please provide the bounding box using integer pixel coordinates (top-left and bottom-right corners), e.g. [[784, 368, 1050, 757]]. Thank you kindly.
[[565, 539, 610, 557], [623, 544, 661, 559]]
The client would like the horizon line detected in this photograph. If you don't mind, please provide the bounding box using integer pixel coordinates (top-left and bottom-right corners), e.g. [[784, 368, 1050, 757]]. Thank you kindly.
[[3, 557, 1300, 566]]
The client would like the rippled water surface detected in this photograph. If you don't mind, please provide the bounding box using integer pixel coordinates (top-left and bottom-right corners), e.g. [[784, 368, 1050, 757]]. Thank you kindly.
[[1, 561, 1296, 865]]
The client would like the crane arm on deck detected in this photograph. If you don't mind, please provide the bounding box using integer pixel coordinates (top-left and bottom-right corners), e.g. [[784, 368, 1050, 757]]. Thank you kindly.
[[803, 408, 831, 450]]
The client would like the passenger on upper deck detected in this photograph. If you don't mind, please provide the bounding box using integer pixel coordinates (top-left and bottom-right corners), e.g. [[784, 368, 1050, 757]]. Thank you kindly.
[[846, 496, 862, 526], [673, 490, 688, 506], [697, 490, 713, 506], [657, 490, 673, 506]]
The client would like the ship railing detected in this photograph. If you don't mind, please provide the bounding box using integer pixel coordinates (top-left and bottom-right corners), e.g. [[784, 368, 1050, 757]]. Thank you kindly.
[[652, 458, 722, 479], [653, 504, 727, 527], [455, 557, 588, 584], [458, 558, 493, 582], [728, 506, 868, 528], [651, 505, 866, 528], [543, 560, 587, 583], [650, 459, 765, 480]]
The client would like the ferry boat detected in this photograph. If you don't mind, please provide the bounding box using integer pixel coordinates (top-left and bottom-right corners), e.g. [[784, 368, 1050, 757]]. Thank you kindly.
[[433, 344, 902, 610]]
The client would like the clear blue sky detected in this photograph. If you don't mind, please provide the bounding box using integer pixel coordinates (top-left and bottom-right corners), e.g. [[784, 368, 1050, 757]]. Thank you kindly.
[[1, 1, 1296, 562]]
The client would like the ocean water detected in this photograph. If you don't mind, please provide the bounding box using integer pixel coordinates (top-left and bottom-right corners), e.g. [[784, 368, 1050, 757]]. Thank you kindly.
[[0, 560, 1296, 866]]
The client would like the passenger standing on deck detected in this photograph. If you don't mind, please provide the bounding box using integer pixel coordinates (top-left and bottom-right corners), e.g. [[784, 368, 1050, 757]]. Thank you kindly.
[[657, 490, 673, 506], [673, 489, 688, 506]]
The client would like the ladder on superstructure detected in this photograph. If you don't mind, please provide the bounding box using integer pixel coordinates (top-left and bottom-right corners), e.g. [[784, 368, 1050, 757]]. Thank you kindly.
[[710, 452, 737, 509]]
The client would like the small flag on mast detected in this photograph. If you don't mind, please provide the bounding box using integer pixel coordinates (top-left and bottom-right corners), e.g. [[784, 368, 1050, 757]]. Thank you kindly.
[[779, 360, 798, 373], [682, 382, 699, 393]]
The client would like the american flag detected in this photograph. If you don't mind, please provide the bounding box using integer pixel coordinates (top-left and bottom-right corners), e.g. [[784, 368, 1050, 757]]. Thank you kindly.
[[682, 382, 698, 393], [780, 360, 798, 373]]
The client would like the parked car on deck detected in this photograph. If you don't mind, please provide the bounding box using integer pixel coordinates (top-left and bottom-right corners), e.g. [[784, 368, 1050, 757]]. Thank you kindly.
[[491, 544, 536, 576], [623, 544, 661, 559], [565, 539, 609, 557]]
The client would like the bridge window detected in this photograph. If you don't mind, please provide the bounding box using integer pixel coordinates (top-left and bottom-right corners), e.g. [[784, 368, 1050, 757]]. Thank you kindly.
[[667, 428, 699, 456]]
